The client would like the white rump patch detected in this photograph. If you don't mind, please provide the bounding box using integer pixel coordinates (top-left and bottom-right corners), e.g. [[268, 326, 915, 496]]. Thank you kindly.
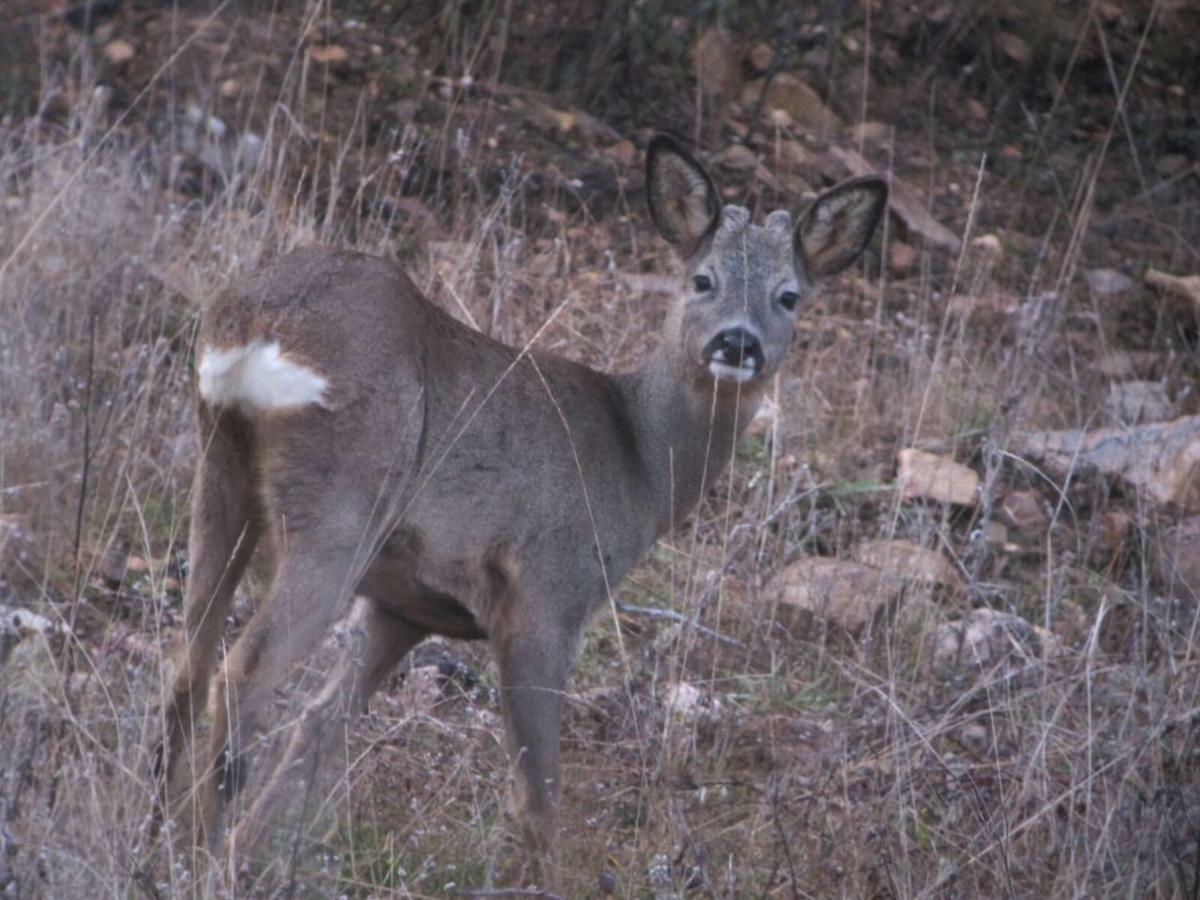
[[198, 340, 330, 412]]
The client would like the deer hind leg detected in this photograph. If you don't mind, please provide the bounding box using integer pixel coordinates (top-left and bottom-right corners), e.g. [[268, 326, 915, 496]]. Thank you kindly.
[[196, 520, 375, 855], [230, 597, 426, 858], [493, 620, 574, 890], [159, 406, 261, 819]]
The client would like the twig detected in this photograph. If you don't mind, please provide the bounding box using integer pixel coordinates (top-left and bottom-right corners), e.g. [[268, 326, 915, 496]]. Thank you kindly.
[[615, 602, 745, 649]]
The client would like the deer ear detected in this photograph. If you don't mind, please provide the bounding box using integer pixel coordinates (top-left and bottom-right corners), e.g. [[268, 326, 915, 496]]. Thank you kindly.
[[646, 134, 721, 258], [798, 176, 888, 279]]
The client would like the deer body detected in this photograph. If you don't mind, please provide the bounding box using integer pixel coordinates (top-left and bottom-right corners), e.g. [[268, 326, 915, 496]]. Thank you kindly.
[[160, 136, 886, 887]]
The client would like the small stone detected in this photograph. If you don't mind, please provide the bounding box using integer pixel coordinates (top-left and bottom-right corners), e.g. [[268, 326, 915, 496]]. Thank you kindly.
[[1146, 268, 1200, 309], [897, 449, 979, 506], [747, 42, 774, 74], [847, 121, 890, 145], [603, 139, 636, 167], [996, 32, 1031, 65], [1085, 267, 1135, 296], [999, 491, 1047, 533], [103, 39, 135, 65], [713, 143, 758, 172], [664, 681, 703, 717], [1155, 154, 1188, 177], [308, 44, 349, 64], [889, 241, 918, 273], [971, 233, 1003, 260], [932, 608, 1060, 675]]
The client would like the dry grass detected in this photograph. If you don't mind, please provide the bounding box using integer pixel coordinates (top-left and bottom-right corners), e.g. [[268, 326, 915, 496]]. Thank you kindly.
[[2, 4, 1199, 898]]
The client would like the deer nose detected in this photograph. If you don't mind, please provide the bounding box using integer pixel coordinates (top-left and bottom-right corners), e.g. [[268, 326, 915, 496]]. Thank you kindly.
[[704, 328, 764, 374]]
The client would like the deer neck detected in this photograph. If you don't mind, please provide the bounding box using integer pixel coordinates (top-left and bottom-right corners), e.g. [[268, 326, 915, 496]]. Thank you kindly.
[[619, 356, 763, 537]]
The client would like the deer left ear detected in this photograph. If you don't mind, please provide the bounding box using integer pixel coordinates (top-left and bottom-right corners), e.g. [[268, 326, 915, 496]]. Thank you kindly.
[[797, 176, 888, 279]]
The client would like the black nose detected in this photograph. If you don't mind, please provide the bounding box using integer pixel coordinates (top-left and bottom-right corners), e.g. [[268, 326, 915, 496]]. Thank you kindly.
[[705, 328, 764, 371]]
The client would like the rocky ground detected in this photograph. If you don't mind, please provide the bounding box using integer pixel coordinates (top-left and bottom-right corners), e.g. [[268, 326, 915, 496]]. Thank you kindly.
[[1, 0, 1198, 897]]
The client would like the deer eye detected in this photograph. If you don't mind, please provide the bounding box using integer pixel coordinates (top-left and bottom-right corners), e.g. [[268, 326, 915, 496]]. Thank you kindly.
[[779, 290, 800, 311], [693, 274, 713, 293]]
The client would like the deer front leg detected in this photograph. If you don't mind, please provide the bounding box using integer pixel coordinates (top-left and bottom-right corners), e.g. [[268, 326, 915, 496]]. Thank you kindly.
[[494, 623, 573, 890]]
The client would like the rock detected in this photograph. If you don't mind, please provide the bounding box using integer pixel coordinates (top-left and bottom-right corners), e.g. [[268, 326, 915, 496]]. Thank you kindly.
[[999, 490, 1048, 534], [102, 38, 135, 64], [603, 139, 636, 167], [889, 240, 918, 273], [1, 604, 70, 667], [846, 121, 891, 145], [1148, 516, 1200, 598], [308, 44, 349, 64], [747, 42, 774, 74], [765, 557, 906, 633], [971, 233, 1003, 260], [1146, 268, 1200, 309], [947, 292, 1020, 317], [1020, 415, 1200, 511], [932, 608, 1060, 674], [1104, 380, 1174, 424], [1085, 267, 1136, 296], [820, 145, 961, 251], [1155, 154, 1189, 177], [853, 539, 962, 589], [712, 143, 759, 172], [742, 73, 842, 135], [664, 681, 718, 719], [777, 139, 816, 169], [897, 449, 979, 506], [996, 32, 1032, 65]]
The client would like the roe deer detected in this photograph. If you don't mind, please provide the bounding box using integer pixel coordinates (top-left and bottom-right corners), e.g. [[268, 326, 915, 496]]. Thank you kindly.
[[158, 134, 886, 886]]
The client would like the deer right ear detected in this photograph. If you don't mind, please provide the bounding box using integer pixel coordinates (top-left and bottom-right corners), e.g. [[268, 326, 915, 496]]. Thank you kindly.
[[646, 135, 721, 259]]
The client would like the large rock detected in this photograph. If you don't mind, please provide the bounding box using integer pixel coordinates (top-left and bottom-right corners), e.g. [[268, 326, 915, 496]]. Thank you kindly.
[[853, 539, 962, 589], [741, 73, 841, 135], [766, 557, 904, 634], [1021, 416, 1200, 511], [1104, 380, 1174, 424]]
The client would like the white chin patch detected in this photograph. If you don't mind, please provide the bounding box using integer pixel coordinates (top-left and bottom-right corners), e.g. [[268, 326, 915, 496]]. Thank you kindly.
[[707, 360, 757, 383], [198, 340, 330, 412]]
